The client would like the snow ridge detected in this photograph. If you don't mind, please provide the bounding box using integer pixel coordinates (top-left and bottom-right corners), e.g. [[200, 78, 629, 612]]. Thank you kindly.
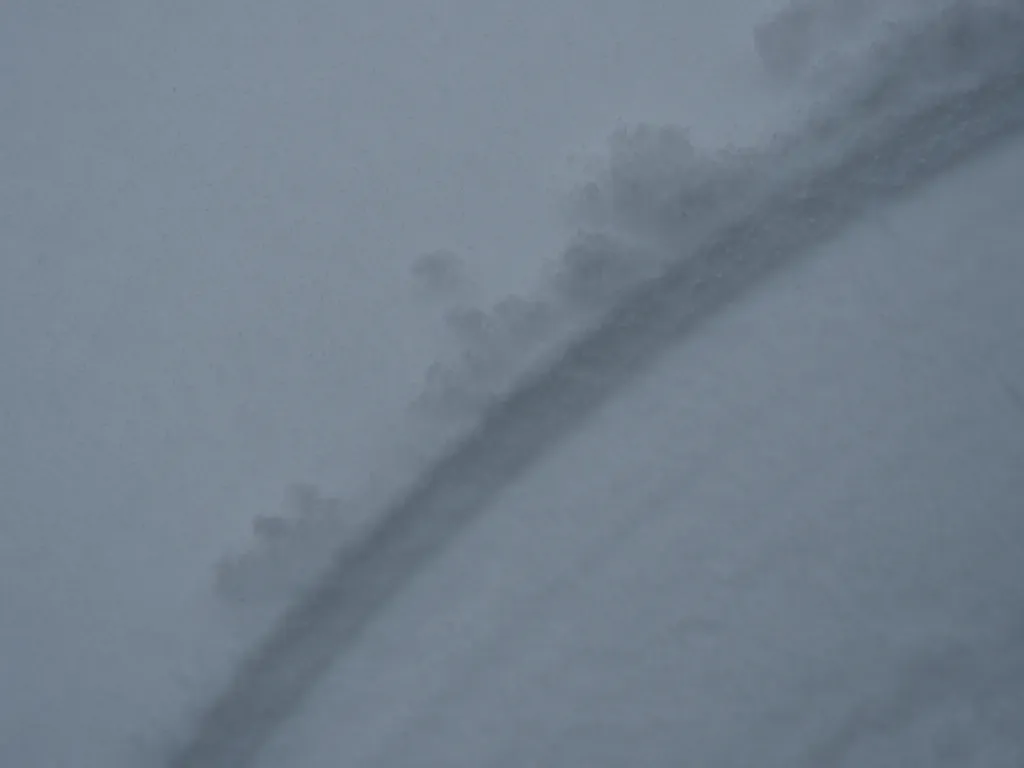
[[167, 8, 1024, 767]]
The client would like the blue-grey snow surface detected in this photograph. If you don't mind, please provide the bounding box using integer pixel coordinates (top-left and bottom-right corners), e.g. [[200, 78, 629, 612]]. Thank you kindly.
[[2, 1, 1023, 767]]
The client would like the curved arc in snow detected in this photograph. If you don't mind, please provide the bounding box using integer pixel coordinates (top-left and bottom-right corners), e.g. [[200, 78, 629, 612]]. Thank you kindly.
[[167, 64, 1024, 768]]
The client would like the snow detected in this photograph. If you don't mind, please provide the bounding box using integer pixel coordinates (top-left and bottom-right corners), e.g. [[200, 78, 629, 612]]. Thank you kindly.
[[254, 118, 1024, 768], [1, 0, 1022, 766]]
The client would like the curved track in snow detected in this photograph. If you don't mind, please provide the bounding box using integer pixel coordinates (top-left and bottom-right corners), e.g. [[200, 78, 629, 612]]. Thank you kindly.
[[167, 52, 1024, 768]]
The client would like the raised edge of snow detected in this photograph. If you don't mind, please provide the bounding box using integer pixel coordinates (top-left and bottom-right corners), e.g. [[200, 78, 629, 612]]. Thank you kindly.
[[166, 35, 1024, 768]]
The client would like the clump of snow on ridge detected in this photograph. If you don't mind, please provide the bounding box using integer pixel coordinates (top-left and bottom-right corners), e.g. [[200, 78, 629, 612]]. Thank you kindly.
[[755, 0, 1023, 100], [215, 483, 352, 614], [754, 0, 904, 82]]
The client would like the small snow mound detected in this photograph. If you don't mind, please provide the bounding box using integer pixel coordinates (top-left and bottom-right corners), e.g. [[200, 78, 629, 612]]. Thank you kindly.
[[214, 483, 352, 609]]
